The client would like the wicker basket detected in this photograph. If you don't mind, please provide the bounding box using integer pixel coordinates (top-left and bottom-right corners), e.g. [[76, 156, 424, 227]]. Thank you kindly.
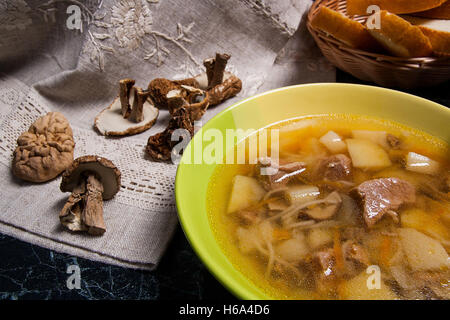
[[307, 0, 450, 89]]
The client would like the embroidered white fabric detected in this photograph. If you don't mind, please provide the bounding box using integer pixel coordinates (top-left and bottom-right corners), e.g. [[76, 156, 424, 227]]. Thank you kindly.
[[0, 0, 334, 270]]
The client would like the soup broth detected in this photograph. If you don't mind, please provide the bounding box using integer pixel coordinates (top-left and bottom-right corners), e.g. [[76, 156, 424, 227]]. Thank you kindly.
[[207, 115, 450, 300]]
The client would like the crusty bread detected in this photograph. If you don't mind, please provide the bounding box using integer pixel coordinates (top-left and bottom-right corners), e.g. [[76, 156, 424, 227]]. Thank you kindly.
[[310, 6, 380, 51], [367, 11, 433, 57], [403, 16, 450, 56], [347, 0, 447, 16], [412, 1, 450, 19]]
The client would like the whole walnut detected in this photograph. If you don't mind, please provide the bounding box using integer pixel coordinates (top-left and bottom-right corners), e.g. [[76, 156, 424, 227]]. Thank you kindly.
[[12, 112, 75, 182]]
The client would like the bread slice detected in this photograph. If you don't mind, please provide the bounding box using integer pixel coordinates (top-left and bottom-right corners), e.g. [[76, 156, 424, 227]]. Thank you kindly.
[[347, 0, 447, 16], [367, 11, 433, 57], [412, 1, 450, 20], [310, 6, 380, 51], [403, 16, 450, 56]]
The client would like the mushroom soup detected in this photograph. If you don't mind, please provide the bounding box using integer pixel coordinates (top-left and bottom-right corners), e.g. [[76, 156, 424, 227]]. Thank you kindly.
[[207, 115, 450, 300]]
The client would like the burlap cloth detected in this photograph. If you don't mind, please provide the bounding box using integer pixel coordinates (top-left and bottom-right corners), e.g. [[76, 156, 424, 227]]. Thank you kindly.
[[0, 0, 334, 270]]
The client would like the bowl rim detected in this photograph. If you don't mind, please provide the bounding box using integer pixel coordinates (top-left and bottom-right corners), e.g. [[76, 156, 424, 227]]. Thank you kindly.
[[175, 83, 449, 300]]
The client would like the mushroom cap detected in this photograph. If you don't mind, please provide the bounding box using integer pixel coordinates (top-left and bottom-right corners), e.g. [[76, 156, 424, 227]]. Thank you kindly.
[[304, 191, 342, 220], [60, 155, 121, 200], [94, 96, 159, 136], [12, 112, 75, 183]]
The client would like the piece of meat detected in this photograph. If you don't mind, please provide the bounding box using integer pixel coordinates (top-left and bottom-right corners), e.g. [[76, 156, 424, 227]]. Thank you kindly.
[[316, 154, 352, 181], [313, 249, 336, 278], [351, 178, 416, 227], [256, 158, 306, 190], [312, 248, 338, 295], [387, 134, 401, 149], [342, 240, 370, 277]]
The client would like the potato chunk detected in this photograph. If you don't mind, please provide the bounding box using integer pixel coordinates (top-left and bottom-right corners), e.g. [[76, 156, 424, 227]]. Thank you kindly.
[[227, 175, 265, 213], [401, 208, 448, 241], [406, 152, 440, 175], [275, 236, 309, 263], [338, 272, 397, 300], [346, 138, 392, 170], [236, 227, 259, 254], [398, 228, 449, 271], [307, 228, 333, 250], [352, 130, 388, 149], [319, 130, 347, 153]]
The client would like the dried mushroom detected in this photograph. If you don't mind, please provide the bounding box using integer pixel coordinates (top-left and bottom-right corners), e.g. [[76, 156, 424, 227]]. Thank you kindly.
[[148, 53, 242, 110], [59, 155, 121, 235], [147, 78, 200, 109], [145, 53, 242, 162], [303, 191, 342, 220], [95, 79, 159, 136], [146, 108, 194, 162], [167, 85, 209, 121], [200, 53, 242, 106], [206, 74, 242, 106], [12, 112, 75, 183]]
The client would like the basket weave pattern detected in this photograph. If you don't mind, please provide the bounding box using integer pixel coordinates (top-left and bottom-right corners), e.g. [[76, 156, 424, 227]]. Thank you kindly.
[[307, 0, 450, 89]]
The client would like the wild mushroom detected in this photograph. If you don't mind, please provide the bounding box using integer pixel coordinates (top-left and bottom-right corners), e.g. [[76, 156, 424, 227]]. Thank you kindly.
[[147, 77, 200, 109], [94, 79, 159, 136], [303, 191, 342, 220], [147, 53, 242, 110], [197, 53, 242, 106], [203, 53, 230, 89], [166, 85, 210, 121], [12, 112, 75, 183], [59, 155, 121, 235], [146, 107, 194, 162]]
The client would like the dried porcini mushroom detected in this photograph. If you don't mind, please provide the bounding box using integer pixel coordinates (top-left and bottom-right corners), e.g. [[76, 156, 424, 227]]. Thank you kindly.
[[204, 53, 230, 89], [148, 53, 242, 110], [167, 85, 210, 121], [198, 52, 242, 106], [207, 75, 243, 106], [94, 79, 159, 136], [12, 112, 75, 183], [147, 78, 200, 109], [59, 155, 121, 236], [146, 108, 194, 162], [144, 53, 242, 162]]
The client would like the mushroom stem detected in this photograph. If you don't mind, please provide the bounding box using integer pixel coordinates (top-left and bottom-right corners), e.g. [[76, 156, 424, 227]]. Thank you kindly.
[[129, 87, 149, 123], [209, 53, 230, 88], [119, 79, 135, 118], [59, 182, 87, 232], [166, 89, 186, 116], [203, 58, 215, 88], [59, 174, 106, 235], [82, 174, 106, 235]]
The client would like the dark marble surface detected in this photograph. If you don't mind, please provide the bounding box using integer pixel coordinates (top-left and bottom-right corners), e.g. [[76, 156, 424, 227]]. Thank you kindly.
[[0, 226, 233, 300], [0, 70, 448, 300]]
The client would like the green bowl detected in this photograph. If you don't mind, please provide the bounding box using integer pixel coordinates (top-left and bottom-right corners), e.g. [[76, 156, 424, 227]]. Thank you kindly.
[[175, 83, 450, 300]]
